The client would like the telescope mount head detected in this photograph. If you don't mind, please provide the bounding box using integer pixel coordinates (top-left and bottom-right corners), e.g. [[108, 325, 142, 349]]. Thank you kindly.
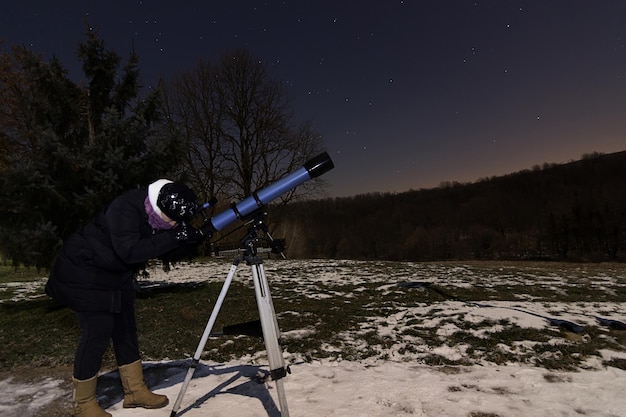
[[238, 207, 286, 259]]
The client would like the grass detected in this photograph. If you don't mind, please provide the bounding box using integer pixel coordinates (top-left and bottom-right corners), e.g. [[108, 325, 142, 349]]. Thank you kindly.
[[1, 259, 625, 374], [0, 264, 43, 282]]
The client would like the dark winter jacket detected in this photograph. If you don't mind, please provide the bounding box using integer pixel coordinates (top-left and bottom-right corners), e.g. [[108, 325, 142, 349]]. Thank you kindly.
[[45, 187, 181, 313]]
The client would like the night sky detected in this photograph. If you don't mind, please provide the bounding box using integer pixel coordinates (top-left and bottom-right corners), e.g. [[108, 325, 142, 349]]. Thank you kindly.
[[2, 1, 625, 197]]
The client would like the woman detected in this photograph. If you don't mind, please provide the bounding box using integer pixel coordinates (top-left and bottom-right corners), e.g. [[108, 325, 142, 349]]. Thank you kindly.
[[46, 179, 205, 417]]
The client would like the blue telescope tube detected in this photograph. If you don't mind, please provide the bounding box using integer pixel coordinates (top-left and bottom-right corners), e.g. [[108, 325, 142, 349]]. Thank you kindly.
[[207, 152, 334, 232]]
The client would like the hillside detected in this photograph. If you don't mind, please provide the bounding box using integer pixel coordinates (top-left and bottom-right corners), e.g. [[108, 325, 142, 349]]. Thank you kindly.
[[273, 151, 626, 261]]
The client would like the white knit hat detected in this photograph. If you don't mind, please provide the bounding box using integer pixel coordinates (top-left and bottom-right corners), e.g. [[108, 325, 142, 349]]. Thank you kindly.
[[148, 179, 173, 216]]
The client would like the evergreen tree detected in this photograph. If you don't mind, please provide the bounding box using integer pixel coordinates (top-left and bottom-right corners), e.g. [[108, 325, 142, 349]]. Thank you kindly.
[[0, 29, 180, 269]]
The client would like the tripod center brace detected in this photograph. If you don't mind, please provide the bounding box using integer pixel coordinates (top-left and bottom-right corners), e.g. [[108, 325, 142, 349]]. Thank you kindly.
[[170, 215, 291, 417]]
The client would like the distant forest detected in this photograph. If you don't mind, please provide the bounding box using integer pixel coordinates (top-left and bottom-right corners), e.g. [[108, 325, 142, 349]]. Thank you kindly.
[[268, 151, 626, 262]]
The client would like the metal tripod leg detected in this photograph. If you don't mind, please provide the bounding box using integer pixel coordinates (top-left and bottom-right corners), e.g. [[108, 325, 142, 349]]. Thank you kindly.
[[170, 256, 290, 417], [169, 260, 240, 417], [250, 258, 290, 417]]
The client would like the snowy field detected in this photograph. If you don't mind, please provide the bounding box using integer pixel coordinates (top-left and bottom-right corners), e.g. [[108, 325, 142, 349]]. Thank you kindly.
[[2, 259, 626, 417]]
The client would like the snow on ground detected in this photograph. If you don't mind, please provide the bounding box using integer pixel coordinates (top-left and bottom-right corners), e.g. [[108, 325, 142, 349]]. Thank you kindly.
[[2, 259, 626, 417], [4, 357, 626, 417], [106, 358, 625, 417]]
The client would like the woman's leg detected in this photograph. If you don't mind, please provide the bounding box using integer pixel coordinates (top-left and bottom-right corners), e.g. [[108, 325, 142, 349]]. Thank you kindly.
[[74, 311, 114, 380], [111, 303, 141, 366]]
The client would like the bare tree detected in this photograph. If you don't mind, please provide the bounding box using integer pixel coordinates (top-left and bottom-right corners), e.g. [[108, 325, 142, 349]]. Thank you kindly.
[[159, 59, 225, 204], [160, 49, 326, 208]]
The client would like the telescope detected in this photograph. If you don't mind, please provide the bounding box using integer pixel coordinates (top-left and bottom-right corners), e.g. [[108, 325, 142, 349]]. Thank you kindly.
[[199, 152, 334, 235], [170, 152, 333, 417]]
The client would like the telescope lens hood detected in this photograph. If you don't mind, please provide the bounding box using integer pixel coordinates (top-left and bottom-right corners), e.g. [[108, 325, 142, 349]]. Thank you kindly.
[[304, 152, 334, 179]]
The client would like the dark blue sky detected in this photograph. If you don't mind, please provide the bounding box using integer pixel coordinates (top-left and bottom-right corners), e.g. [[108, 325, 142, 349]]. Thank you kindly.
[[2, 1, 625, 197]]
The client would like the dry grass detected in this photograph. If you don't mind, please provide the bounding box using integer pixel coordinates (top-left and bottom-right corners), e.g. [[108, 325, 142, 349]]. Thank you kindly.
[[1, 260, 625, 375]]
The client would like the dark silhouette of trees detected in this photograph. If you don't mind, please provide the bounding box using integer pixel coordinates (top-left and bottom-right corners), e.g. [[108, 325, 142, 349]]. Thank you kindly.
[[0, 34, 328, 266], [275, 151, 626, 262], [0, 29, 179, 268]]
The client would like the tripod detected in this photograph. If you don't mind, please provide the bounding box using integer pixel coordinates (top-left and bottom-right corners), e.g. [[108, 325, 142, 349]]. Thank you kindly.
[[170, 213, 291, 417]]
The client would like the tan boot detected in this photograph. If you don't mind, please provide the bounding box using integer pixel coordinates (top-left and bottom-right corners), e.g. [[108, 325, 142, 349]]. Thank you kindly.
[[118, 360, 169, 409], [70, 376, 112, 417]]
